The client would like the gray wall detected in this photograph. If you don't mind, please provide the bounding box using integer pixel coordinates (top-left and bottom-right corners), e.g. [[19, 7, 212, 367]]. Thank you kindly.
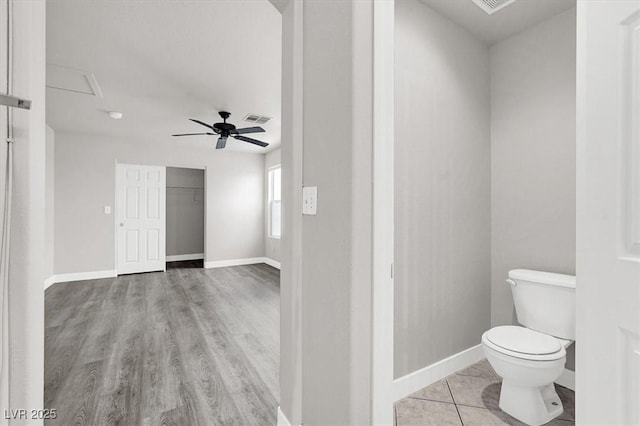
[[490, 8, 576, 368], [46, 125, 55, 279], [54, 132, 264, 274], [264, 148, 281, 262], [166, 167, 205, 257], [279, 1, 374, 424], [394, 0, 492, 379], [301, 1, 361, 422]]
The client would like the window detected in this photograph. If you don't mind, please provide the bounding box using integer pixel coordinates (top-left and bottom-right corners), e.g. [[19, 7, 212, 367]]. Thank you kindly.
[[268, 165, 281, 238]]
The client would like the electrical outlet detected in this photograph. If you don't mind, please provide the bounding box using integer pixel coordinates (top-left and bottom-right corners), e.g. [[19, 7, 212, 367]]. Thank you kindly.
[[302, 186, 317, 215]]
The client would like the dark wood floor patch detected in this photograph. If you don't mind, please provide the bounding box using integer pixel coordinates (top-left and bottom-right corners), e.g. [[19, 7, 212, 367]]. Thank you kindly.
[[45, 263, 280, 425]]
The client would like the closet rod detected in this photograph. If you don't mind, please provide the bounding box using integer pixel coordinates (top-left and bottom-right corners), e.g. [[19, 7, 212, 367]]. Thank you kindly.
[[167, 185, 203, 190]]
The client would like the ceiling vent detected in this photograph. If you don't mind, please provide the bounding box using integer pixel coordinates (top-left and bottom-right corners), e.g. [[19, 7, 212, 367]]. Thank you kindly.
[[471, 0, 517, 15], [243, 114, 271, 125]]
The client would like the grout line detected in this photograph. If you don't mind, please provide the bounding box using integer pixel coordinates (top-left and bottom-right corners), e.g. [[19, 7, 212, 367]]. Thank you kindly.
[[455, 372, 500, 380], [407, 396, 456, 404], [455, 402, 499, 410], [446, 378, 465, 425], [444, 377, 457, 405]]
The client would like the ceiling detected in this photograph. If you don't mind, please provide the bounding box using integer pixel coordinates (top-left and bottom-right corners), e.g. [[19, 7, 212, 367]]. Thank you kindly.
[[418, 0, 575, 45], [46, 0, 282, 153]]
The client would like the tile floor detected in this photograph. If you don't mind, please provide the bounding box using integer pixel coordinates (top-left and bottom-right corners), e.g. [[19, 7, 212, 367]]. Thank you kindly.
[[394, 359, 575, 426]]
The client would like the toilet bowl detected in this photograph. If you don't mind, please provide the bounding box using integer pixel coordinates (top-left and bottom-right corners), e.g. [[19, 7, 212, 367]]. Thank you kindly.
[[483, 269, 576, 426], [482, 325, 571, 426]]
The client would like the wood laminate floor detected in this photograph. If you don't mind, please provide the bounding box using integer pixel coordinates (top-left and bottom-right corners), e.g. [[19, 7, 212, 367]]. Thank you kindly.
[[44, 263, 280, 426]]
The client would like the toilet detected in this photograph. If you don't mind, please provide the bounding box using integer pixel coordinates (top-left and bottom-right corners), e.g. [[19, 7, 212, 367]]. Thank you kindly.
[[482, 269, 575, 426]]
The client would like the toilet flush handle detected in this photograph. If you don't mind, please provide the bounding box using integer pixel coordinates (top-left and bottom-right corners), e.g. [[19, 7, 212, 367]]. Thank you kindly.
[[506, 278, 517, 287]]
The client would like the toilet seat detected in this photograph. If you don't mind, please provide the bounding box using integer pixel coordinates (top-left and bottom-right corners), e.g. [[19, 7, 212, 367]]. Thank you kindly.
[[482, 326, 566, 361]]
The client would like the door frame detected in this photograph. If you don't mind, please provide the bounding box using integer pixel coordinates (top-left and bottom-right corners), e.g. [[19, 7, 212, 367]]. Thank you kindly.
[[372, 0, 395, 424], [164, 165, 208, 265], [114, 162, 208, 275]]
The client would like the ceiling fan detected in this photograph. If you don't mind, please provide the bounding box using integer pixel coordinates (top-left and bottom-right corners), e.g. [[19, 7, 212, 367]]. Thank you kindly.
[[172, 111, 269, 149]]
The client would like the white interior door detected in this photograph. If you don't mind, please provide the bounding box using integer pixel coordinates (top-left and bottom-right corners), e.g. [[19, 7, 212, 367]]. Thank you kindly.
[[117, 164, 166, 275], [576, 1, 640, 424]]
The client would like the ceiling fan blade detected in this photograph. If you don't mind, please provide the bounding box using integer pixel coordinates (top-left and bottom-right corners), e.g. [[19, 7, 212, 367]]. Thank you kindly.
[[216, 136, 228, 149], [172, 132, 215, 136], [189, 118, 218, 132], [233, 135, 269, 147], [231, 126, 265, 135]]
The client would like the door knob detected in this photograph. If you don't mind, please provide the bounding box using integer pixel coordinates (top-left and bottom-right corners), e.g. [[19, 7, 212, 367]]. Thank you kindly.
[[120, 223, 124, 227]]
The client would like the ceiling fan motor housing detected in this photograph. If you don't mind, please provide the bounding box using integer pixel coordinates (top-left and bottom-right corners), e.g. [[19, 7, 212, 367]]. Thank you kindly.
[[214, 122, 236, 135], [214, 111, 235, 135]]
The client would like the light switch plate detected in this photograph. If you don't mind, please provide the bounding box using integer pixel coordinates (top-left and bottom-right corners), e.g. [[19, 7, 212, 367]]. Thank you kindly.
[[302, 186, 317, 215], [104, 206, 111, 215]]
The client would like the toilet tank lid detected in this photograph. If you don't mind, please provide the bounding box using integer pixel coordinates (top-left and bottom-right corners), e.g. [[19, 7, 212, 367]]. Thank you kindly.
[[508, 269, 576, 288]]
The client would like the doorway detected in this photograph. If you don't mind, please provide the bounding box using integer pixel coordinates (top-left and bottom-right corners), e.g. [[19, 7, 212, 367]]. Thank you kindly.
[[166, 167, 205, 268]]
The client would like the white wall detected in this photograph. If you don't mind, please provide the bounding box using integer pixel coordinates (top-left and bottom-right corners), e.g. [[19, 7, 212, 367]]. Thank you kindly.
[[45, 125, 55, 279], [394, 0, 492, 379], [264, 148, 281, 263], [0, 0, 47, 416], [277, 1, 376, 423], [298, 2, 374, 424], [54, 133, 264, 274], [166, 167, 204, 258], [490, 8, 576, 367], [279, 1, 304, 423]]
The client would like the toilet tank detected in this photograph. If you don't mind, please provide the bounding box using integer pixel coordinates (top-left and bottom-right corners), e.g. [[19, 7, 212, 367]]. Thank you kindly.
[[508, 269, 576, 340]]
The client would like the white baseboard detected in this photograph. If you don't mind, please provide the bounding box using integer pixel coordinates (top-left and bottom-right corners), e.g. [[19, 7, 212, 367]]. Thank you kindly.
[[50, 270, 117, 285], [204, 257, 281, 269], [263, 257, 281, 269], [555, 368, 575, 391], [393, 344, 484, 402], [43, 275, 56, 290], [277, 406, 297, 426], [166, 253, 204, 262], [204, 257, 268, 269], [46, 257, 276, 289]]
